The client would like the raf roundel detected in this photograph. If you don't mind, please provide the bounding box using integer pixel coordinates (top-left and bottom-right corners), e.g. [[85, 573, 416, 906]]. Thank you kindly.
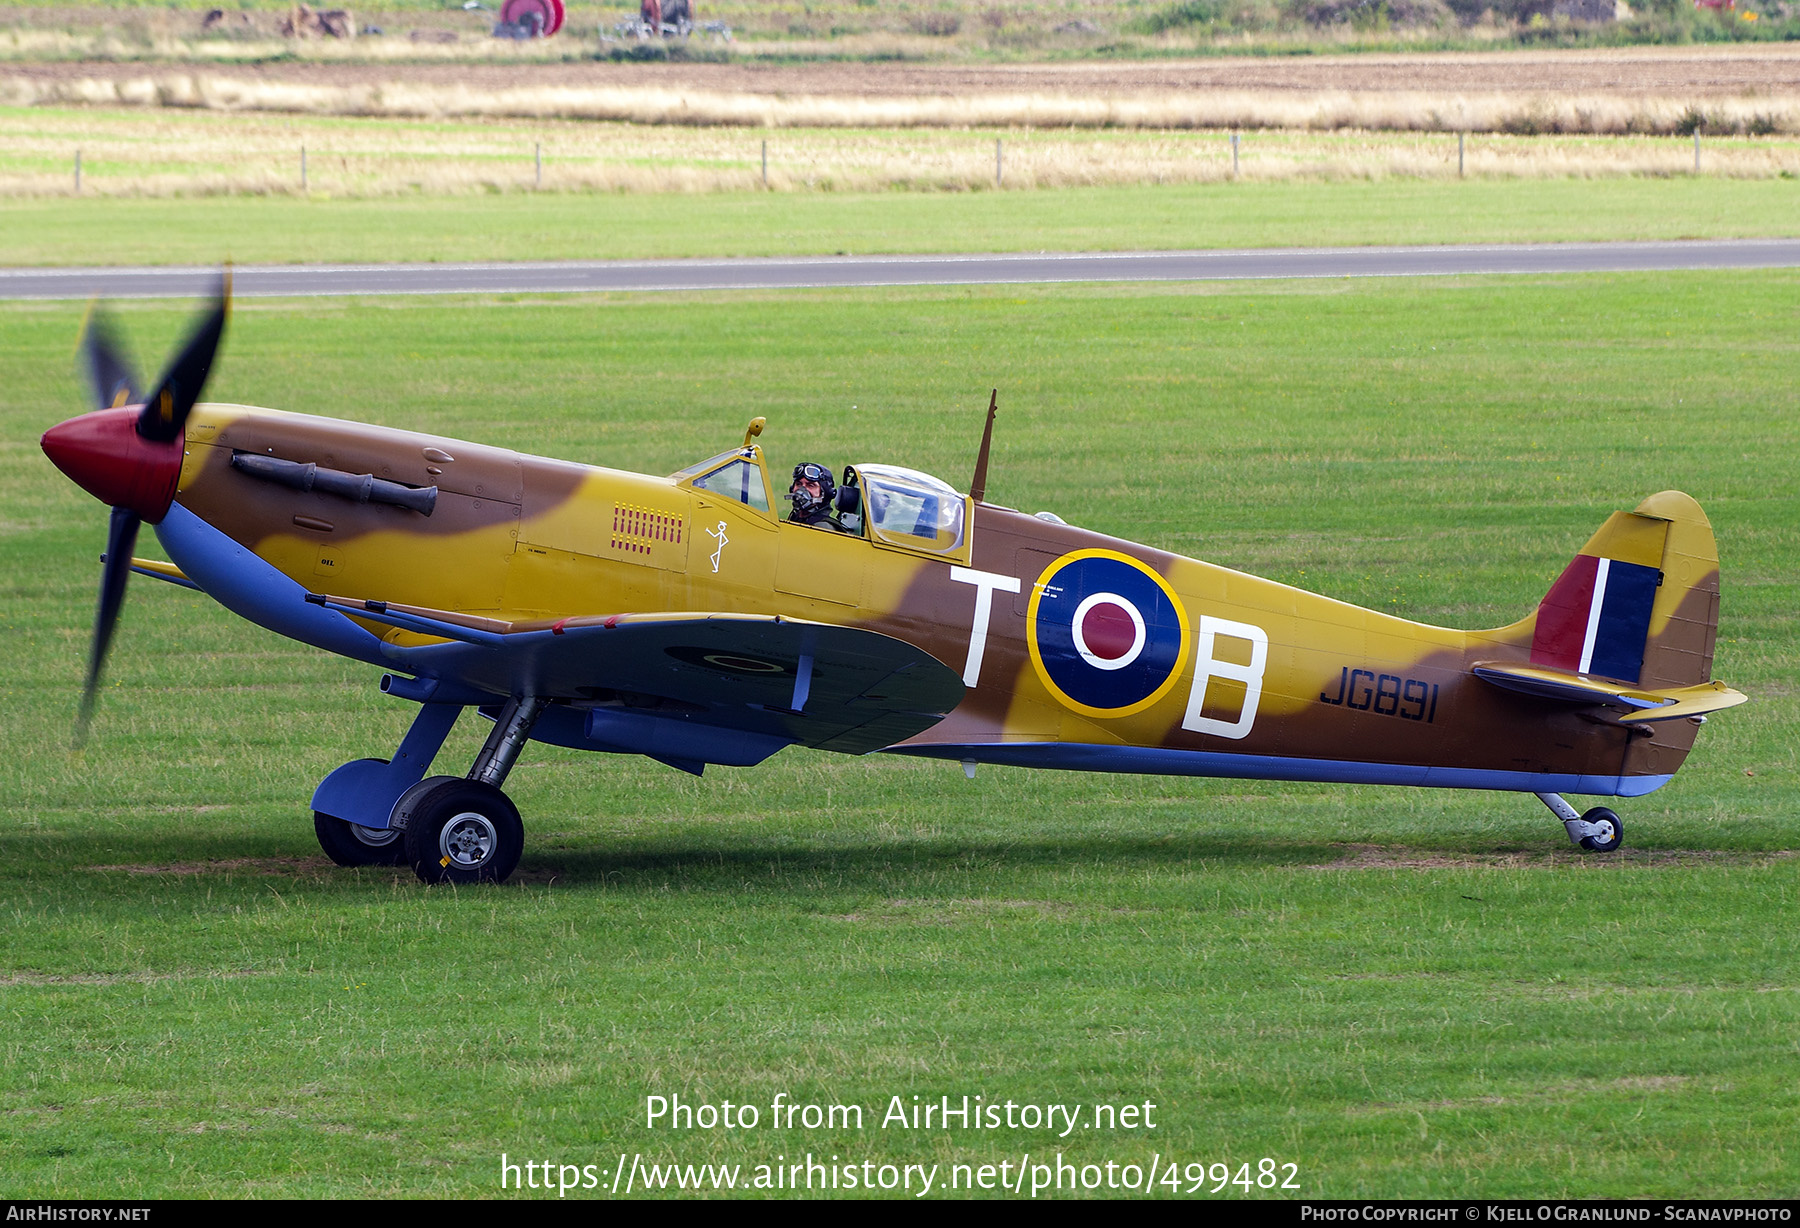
[[1026, 549, 1191, 718]]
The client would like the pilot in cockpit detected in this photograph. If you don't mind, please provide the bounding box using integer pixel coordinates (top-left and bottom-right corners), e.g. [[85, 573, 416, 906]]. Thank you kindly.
[[786, 461, 853, 533]]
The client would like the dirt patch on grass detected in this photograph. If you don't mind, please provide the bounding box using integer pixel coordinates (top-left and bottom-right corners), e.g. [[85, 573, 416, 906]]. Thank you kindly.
[[1610, 1075, 1693, 1090], [8, 46, 1800, 99], [1307, 844, 1794, 869], [85, 855, 337, 876], [1359, 1074, 1700, 1114], [827, 897, 1076, 924], [0, 968, 275, 985]]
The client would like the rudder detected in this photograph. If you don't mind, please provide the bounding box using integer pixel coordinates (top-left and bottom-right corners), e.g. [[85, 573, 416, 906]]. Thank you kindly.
[[1529, 491, 1720, 689]]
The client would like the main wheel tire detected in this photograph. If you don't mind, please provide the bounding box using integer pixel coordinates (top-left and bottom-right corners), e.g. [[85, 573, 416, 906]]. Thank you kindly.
[[314, 811, 409, 867], [1578, 806, 1623, 853], [402, 779, 524, 885]]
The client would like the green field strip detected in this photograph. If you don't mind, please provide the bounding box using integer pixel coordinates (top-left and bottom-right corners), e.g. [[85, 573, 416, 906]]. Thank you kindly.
[[4, 176, 1800, 266]]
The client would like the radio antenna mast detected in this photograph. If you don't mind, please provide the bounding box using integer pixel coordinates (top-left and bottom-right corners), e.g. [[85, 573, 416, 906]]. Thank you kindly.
[[969, 389, 997, 503]]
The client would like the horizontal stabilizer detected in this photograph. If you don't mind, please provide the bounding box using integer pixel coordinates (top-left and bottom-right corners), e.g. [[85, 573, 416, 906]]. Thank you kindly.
[[1615, 681, 1750, 723], [1473, 661, 1746, 722]]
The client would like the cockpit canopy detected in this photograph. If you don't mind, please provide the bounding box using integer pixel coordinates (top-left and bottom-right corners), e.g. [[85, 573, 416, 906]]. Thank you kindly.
[[844, 464, 967, 557], [672, 449, 970, 561]]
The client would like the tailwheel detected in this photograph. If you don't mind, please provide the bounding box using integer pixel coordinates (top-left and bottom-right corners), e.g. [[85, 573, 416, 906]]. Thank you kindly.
[[401, 779, 524, 885], [1577, 807, 1623, 853], [314, 812, 408, 867], [1537, 792, 1626, 853]]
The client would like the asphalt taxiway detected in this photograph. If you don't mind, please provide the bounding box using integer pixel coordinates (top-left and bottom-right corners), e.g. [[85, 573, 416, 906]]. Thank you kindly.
[[4, 239, 1797, 299]]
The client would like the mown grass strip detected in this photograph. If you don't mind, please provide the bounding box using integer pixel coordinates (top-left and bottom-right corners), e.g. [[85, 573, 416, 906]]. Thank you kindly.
[[6, 175, 1800, 267]]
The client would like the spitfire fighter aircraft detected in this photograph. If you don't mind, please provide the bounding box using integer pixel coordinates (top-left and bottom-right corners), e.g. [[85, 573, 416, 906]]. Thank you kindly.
[[42, 282, 1747, 884]]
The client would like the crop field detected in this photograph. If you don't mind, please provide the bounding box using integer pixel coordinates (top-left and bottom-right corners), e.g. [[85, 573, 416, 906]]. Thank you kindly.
[[9, 49, 1800, 139], [2, 266, 1796, 1198], [10, 105, 1800, 202]]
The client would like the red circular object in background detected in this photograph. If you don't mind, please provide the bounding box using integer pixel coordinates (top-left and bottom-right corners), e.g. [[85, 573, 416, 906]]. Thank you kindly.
[[498, 0, 563, 35]]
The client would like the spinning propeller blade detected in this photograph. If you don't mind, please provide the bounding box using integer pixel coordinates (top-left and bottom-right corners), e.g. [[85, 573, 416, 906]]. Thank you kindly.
[[137, 270, 230, 443], [76, 506, 141, 747], [80, 305, 142, 411], [59, 273, 231, 744]]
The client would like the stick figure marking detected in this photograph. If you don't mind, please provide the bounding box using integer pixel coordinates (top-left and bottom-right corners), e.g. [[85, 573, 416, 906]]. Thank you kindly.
[[705, 520, 729, 573]]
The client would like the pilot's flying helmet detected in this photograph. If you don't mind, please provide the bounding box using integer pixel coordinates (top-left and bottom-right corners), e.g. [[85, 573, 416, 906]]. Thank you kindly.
[[788, 461, 836, 518]]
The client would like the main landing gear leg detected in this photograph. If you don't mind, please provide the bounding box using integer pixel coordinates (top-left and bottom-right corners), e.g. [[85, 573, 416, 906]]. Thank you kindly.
[[400, 695, 546, 885], [312, 701, 463, 867], [1535, 792, 1624, 853], [469, 694, 548, 789]]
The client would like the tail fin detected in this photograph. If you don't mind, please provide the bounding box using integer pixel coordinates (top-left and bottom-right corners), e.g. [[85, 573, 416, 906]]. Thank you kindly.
[[1474, 492, 1734, 792], [1529, 490, 1720, 688]]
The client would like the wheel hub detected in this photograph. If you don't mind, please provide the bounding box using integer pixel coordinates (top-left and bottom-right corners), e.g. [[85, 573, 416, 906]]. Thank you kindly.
[[440, 812, 497, 868]]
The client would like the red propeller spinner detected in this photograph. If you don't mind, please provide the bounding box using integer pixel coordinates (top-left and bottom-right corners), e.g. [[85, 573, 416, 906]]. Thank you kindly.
[[41, 405, 185, 523]]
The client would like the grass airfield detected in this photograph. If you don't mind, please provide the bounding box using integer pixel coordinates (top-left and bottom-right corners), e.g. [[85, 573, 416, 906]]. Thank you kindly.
[[1, 234, 1798, 1194], [3, 176, 1800, 266]]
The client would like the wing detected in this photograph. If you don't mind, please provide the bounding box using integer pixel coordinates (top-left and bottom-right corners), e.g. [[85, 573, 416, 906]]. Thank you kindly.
[[306, 594, 966, 760]]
